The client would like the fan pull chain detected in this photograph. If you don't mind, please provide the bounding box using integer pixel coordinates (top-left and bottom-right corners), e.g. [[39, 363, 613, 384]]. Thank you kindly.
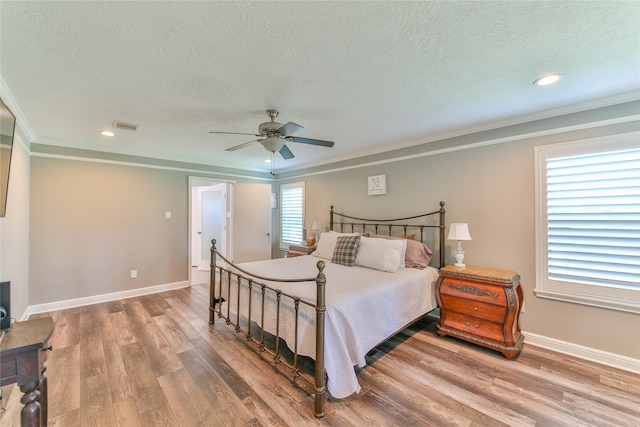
[[270, 151, 275, 176]]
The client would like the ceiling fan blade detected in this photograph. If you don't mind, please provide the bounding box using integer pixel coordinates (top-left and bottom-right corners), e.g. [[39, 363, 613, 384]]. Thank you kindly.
[[210, 131, 261, 136], [225, 139, 261, 151], [279, 144, 295, 159], [278, 122, 304, 136], [289, 136, 335, 147]]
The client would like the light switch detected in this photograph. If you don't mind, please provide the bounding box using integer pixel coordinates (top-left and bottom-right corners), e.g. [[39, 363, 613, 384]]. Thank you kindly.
[[165, 211, 172, 219]]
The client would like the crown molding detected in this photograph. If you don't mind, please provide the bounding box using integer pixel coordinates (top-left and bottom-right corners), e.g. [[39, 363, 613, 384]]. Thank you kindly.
[[0, 76, 36, 142]]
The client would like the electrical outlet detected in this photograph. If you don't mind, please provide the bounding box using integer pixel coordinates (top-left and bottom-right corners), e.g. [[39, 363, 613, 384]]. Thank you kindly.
[[165, 211, 172, 219], [130, 270, 138, 279]]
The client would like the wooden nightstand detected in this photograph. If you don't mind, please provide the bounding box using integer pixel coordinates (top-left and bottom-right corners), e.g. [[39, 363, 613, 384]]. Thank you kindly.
[[287, 244, 317, 257], [436, 265, 524, 359]]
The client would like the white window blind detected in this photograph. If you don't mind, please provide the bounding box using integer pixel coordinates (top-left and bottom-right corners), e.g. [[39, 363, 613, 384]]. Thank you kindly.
[[534, 132, 640, 313], [546, 148, 640, 289], [280, 182, 305, 249]]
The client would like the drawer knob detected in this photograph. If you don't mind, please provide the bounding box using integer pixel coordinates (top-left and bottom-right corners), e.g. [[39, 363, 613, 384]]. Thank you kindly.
[[465, 321, 470, 326], [474, 307, 478, 311], [475, 324, 479, 328]]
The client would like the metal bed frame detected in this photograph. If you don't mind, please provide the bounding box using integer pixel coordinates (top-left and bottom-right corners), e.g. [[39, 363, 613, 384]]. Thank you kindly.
[[208, 201, 445, 418]]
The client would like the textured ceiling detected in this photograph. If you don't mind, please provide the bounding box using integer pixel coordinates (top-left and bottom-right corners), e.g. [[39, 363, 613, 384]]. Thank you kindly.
[[1, 1, 639, 174]]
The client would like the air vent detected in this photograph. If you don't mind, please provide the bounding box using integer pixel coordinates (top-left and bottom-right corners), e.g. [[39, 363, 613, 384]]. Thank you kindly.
[[112, 120, 138, 131]]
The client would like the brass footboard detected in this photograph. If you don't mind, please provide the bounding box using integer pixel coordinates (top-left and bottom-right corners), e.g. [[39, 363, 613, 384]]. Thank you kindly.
[[208, 239, 327, 419]]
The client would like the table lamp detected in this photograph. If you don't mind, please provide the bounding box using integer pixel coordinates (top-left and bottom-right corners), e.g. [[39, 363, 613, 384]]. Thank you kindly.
[[447, 223, 472, 268], [311, 219, 322, 243]]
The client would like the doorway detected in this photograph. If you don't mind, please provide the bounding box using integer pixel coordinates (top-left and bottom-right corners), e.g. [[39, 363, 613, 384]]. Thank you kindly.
[[188, 177, 273, 285]]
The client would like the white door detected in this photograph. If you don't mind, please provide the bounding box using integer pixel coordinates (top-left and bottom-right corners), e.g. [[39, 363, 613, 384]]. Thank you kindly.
[[198, 184, 227, 270], [231, 183, 272, 263]]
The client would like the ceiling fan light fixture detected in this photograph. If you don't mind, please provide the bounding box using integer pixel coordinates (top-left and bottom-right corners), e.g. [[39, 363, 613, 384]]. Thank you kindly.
[[261, 136, 285, 153]]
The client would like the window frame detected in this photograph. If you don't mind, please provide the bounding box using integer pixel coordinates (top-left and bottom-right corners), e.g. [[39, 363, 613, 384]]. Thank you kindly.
[[279, 181, 305, 251], [534, 131, 640, 314]]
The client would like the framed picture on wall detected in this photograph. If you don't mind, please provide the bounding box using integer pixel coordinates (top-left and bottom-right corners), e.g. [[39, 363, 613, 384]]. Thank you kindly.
[[367, 174, 386, 196]]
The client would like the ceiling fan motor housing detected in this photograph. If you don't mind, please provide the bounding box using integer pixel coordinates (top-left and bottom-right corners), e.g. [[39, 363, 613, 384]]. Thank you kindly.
[[258, 120, 283, 135]]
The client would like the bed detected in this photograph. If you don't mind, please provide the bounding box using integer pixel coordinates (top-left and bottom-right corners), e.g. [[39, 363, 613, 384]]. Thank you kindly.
[[209, 201, 446, 418]]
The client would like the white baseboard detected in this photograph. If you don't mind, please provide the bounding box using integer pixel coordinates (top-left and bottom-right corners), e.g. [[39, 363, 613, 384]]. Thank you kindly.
[[428, 310, 639, 375], [22, 290, 640, 376], [23, 280, 190, 319], [523, 330, 640, 375]]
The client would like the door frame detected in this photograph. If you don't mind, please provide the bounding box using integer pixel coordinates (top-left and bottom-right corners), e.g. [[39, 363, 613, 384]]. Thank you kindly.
[[195, 183, 227, 270], [188, 176, 234, 285]]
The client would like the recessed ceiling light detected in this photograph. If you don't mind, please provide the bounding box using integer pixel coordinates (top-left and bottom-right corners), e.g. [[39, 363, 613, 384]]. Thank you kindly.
[[534, 74, 562, 86], [100, 130, 115, 137]]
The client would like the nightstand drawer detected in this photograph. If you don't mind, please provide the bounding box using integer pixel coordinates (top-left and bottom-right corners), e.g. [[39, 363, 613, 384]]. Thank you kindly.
[[443, 311, 504, 342], [440, 279, 506, 306], [440, 294, 507, 323]]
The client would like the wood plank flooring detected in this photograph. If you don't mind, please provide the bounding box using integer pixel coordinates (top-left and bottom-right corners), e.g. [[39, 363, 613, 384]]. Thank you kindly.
[[1, 282, 639, 426]]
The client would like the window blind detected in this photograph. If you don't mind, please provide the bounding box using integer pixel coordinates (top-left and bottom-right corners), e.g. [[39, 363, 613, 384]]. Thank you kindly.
[[280, 183, 304, 245], [546, 148, 640, 290]]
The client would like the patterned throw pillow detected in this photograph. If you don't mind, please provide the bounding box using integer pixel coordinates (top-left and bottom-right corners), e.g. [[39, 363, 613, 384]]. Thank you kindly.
[[331, 235, 361, 266]]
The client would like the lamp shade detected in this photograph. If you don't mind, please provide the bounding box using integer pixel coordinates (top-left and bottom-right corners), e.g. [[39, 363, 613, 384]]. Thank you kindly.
[[311, 219, 322, 231], [447, 223, 472, 241]]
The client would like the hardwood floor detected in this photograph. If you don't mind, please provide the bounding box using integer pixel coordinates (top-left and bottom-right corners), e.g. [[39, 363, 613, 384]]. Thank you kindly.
[[1, 282, 638, 426]]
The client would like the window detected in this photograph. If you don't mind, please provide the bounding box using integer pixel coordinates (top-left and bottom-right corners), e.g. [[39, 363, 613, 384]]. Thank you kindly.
[[534, 132, 640, 313], [280, 181, 305, 250]]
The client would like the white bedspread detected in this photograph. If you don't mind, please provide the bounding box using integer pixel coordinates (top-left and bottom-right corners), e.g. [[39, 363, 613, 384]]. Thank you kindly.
[[218, 255, 439, 399]]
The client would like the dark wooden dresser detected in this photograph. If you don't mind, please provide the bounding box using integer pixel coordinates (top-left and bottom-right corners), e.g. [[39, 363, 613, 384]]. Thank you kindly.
[[436, 265, 524, 359], [1, 316, 54, 426]]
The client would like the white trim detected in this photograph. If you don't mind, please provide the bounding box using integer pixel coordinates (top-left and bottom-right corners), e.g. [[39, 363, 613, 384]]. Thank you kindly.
[[31, 151, 274, 182], [523, 330, 640, 375], [278, 113, 640, 180], [0, 76, 36, 141], [20, 284, 640, 376], [278, 93, 640, 174], [23, 280, 189, 319], [534, 288, 640, 314], [23, 103, 638, 184], [31, 151, 275, 182], [534, 131, 640, 313], [279, 181, 306, 251], [428, 312, 639, 375]]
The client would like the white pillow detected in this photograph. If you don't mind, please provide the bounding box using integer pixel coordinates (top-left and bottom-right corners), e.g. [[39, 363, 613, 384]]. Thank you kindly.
[[366, 233, 408, 268], [355, 237, 404, 272], [312, 232, 359, 260], [398, 238, 408, 269]]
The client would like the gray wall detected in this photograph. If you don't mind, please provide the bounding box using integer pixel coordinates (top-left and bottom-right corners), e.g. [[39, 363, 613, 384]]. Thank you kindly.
[[29, 152, 273, 306], [283, 118, 640, 360], [30, 158, 189, 304], [8, 100, 640, 363]]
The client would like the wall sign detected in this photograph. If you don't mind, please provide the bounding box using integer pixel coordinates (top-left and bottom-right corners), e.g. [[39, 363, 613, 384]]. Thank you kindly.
[[367, 174, 386, 196]]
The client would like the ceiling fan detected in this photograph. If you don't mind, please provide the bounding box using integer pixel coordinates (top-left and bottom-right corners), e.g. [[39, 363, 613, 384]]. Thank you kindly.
[[209, 109, 334, 160]]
